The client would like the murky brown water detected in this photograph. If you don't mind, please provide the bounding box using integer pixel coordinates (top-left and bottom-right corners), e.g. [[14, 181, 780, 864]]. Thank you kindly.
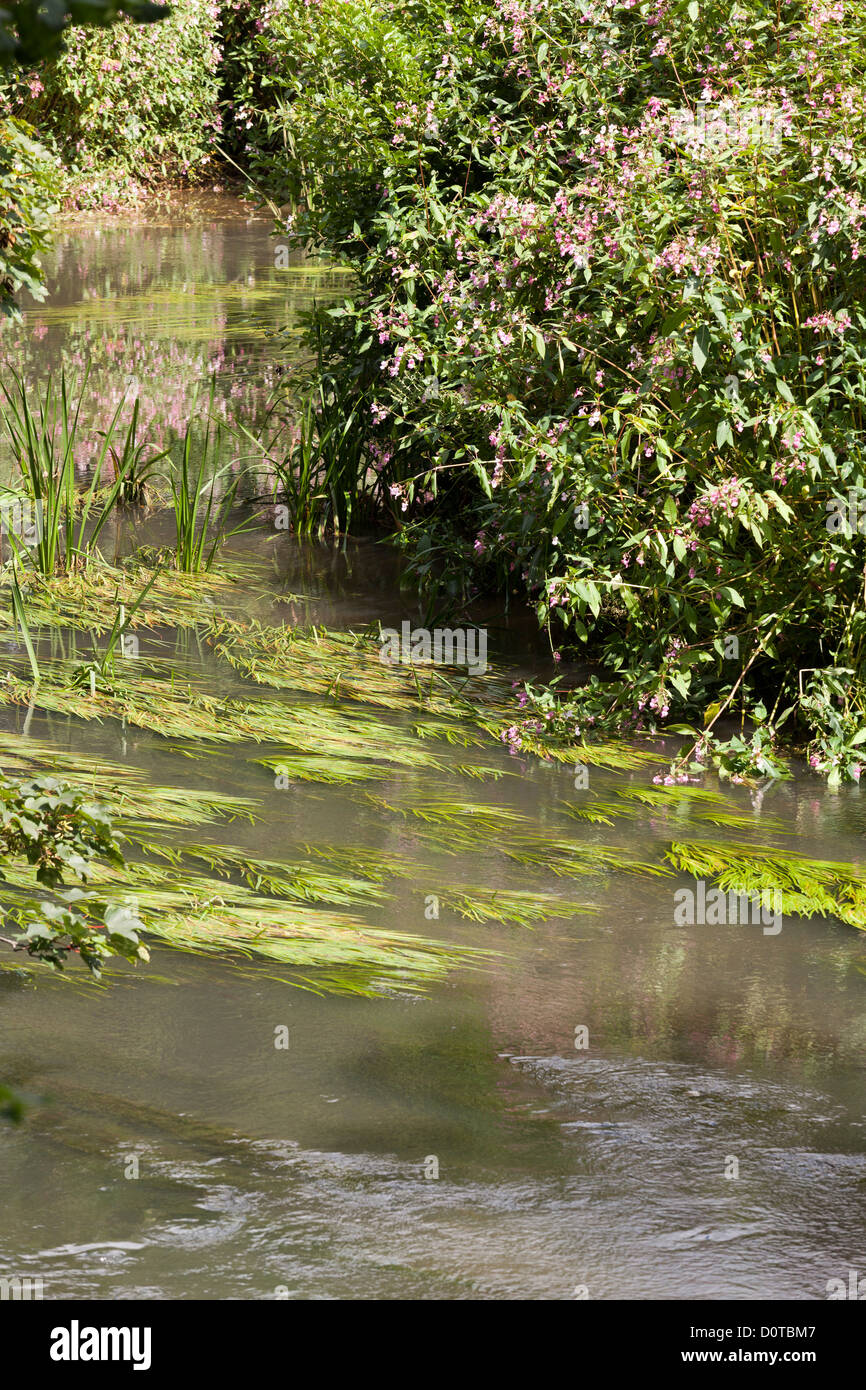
[[1, 200, 865, 1300]]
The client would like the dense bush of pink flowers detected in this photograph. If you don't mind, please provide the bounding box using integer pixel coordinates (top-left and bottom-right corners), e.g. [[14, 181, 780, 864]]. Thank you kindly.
[[4, 0, 866, 780], [0, 1, 222, 209], [228, 0, 866, 780]]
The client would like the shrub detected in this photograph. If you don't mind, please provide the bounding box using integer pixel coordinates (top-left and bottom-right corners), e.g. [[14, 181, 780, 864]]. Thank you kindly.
[[0, 0, 223, 207], [239, 0, 866, 778], [0, 772, 148, 976], [0, 114, 57, 317]]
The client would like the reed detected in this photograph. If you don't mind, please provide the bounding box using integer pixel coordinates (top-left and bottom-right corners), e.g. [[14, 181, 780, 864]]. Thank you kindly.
[[0, 371, 138, 574], [241, 371, 370, 537], [168, 417, 249, 573]]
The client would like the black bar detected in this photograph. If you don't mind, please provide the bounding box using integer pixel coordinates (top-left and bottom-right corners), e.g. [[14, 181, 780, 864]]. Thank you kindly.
[[5, 1297, 860, 1375]]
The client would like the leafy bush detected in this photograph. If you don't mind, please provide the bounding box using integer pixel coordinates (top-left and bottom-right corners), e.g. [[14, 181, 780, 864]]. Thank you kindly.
[[0, 772, 148, 976], [0, 114, 57, 317], [0, 0, 175, 319], [0, 1, 168, 67], [238, 0, 866, 778], [0, 0, 222, 207]]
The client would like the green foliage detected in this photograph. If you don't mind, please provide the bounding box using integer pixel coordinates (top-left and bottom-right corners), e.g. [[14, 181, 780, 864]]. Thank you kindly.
[[0, 1083, 26, 1122], [0, 772, 121, 886], [0, 0, 176, 323], [0, 1, 168, 67], [8, 566, 40, 682], [106, 397, 170, 507], [12, 887, 147, 975], [67, 567, 161, 692], [0, 728, 486, 994], [246, 369, 373, 538], [0, 0, 216, 208], [0, 771, 148, 976], [0, 371, 141, 573], [800, 666, 866, 786], [169, 418, 248, 572], [0, 113, 56, 317], [235, 0, 866, 780], [665, 838, 866, 933]]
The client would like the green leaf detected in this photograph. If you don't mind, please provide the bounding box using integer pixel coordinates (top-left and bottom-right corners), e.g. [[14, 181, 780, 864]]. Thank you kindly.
[[721, 586, 745, 608], [659, 305, 691, 336], [692, 326, 710, 373]]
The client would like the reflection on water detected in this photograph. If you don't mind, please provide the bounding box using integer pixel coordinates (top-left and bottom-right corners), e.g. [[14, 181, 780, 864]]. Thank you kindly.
[[0, 192, 348, 467], [1, 203, 865, 1300]]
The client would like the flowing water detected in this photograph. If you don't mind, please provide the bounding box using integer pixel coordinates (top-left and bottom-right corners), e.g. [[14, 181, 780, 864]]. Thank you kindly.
[[1, 198, 865, 1301]]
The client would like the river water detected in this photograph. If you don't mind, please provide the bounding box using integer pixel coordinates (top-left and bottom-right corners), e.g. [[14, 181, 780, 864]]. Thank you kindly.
[[0, 197, 865, 1301]]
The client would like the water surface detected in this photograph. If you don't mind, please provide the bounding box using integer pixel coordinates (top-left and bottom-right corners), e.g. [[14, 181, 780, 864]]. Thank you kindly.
[[0, 201, 865, 1301]]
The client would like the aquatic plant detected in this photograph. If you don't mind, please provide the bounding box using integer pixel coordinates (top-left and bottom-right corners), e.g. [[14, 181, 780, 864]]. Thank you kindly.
[[7, 565, 40, 683], [665, 839, 866, 933], [431, 885, 599, 929], [105, 396, 169, 507], [0, 733, 487, 993], [0, 730, 258, 835], [3, 533, 865, 1001], [57, 567, 162, 697], [208, 614, 513, 716], [559, 784, 782, 834], [13, 561, 264, 636], [240, 354, 371, 537], [169, 417, 250, 573], [176, 843, 392, 908], [0, 371, 137, 573]]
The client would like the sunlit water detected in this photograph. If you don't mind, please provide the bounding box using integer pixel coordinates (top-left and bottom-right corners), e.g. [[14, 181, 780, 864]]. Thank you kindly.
[[0, 191, 346, 478], [1, 200, 865, 1301]]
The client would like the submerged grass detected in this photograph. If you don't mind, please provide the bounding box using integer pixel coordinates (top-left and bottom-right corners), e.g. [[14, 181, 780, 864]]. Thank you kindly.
[[559, 784, 784, 834], [207, 615, 516, 715], [0, 730, 258, 829], [0, 667, 462, 766], [0, 732, 487, 993], [665, 840, 866, 932], [0, 854, 484, 995], [431, 886, 600, 928], [2, 562, 268, 634], [3, 542, 866, 1000]]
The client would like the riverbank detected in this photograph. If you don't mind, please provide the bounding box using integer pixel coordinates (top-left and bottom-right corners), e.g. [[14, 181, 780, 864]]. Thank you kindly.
[[4, 1, 866, 791], [224, 0, 866, 790]]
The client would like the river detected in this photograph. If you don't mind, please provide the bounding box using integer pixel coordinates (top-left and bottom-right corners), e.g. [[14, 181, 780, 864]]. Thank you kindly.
[[0, 195, 864, 1300]]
